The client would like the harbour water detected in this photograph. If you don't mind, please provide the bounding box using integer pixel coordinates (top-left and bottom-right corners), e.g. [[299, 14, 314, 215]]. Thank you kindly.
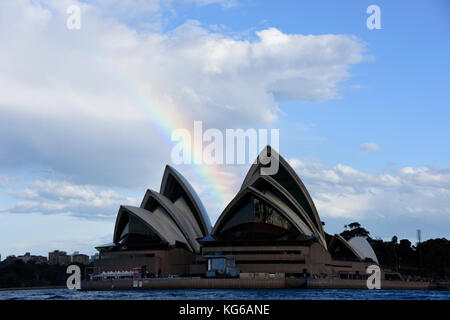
[[0, 288, 448, 300]]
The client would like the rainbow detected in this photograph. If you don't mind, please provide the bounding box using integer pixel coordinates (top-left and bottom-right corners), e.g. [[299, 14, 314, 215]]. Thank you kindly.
[[100, 61, 234, 217]]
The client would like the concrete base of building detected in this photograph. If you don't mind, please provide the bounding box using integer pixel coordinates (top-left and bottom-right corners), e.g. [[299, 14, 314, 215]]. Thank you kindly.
[[81, 278, 303, 290], [307, 278, 433, 290], [80, 278, 443, 291]]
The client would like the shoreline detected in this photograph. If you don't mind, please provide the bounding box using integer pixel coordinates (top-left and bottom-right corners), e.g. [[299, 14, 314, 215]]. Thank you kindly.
[[0, 286, 66, 291], [1, 280, 449, 292], [80, 278, 450, 291]]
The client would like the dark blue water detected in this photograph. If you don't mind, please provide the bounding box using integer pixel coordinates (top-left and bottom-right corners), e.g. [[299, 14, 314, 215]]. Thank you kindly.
[[0, 288, 448, 300]]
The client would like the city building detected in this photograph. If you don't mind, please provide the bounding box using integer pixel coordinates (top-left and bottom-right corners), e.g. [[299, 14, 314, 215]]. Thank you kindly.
[[90, 253, 99, 263], [94, 146, 379, 279], [3, 255, 18, 264], [17, 252, 47, 264], [48, 250, 71, 265], [71, 252, 90, 265]]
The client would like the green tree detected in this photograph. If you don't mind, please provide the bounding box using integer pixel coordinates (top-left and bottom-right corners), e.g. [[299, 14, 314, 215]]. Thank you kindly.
[[340, 221, 370, 240]]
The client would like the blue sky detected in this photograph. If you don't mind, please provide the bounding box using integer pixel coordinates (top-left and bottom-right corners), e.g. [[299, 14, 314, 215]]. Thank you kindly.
[[0, 0, 449, 258]]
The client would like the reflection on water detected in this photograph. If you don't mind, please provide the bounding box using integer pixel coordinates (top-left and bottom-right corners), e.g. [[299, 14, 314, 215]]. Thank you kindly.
[[0, 288, 449, 300]]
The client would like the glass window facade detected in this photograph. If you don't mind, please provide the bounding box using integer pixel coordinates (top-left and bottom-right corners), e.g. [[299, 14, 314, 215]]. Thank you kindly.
[[252, 179, 316, 235], [116, 214, 166, 249], [217, 195, 301, 241]]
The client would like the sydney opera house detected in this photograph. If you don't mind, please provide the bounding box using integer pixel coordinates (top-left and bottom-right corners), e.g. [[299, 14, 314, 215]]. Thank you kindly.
[[94, 147, 379, 279]]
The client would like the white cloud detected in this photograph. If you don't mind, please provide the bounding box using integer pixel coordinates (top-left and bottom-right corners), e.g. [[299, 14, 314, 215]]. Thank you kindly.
[[0, 0, 366, 191], [180, 0, 238, 8], [360, 142, 380, 153], [4, 158, 450, 227], [66, 0, 236, 31], [2, 180, 140, 219], [0, 0, 368, 231], [0, 168, 242, 224], [288, 158, 450, 220]]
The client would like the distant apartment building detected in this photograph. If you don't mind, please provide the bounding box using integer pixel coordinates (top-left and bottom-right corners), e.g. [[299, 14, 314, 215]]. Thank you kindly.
[[90, 253, 99, 263], [4, 255, 18, 263], [71, 252, 90, 265], [48, 250, 71, 265], [17, 252, 47, 264]]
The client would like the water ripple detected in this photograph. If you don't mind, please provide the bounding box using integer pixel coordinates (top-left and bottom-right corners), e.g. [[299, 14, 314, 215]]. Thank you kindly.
[[0, 288, 448, 300]]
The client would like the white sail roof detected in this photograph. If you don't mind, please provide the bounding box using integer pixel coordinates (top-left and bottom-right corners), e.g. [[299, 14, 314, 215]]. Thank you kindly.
[[348, 236, 379, 264]]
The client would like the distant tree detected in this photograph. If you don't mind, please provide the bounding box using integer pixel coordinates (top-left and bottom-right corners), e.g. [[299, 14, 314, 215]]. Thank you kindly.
[[399, 239, 411, 248], [398, 239, 416, 267], [348, 222, 361, 230], [340, 222, 370, 240], [338, 223, 449, 280], [0, 260, 68, 288], [370, 238, 397, 269], [389, 236, 399, 270], [417, 238, 450, 279]]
